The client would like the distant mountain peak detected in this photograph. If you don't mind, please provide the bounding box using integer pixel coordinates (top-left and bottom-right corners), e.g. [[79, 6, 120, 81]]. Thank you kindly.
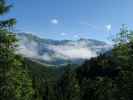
[[16, 32, 112, 66]]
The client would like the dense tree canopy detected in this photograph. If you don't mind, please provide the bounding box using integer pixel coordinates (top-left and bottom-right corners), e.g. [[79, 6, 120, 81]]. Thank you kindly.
[[0, 0, 34, 100], [1, 0, 133, 100]]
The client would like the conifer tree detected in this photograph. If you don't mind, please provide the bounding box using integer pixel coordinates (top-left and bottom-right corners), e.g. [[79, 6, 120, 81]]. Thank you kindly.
[[0, 0, 34, 100]]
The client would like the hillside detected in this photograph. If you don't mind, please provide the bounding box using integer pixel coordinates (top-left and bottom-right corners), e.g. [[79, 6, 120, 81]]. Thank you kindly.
[[16, 33, 111, 65]]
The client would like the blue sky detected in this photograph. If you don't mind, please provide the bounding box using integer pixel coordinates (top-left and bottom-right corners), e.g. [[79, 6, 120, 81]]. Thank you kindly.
[[3, 0, 133, 42]]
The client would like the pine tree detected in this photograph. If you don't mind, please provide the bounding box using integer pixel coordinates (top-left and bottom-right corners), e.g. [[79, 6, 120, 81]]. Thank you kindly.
[[57, 67, 80, 100], [0, 0, 34, 100], [111, 25, 133, 100]]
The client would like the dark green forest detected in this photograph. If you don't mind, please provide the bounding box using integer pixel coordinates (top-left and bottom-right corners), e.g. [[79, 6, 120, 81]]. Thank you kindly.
[[1, 0, 133, 100]]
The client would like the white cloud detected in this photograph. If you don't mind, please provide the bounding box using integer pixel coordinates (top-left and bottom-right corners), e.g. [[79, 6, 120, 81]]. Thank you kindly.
[[16, 38, 39, 58], [60, 32, 67, 36], [74, 34, 80, 39], [48, 43, 97, 59], [42, 54, 53, 61], [17, 35, 97, 60], [105, 24, 112, 32], [16, 37, 54, 61], [51, 19, 59, 24], [17, 34, 111, 62]]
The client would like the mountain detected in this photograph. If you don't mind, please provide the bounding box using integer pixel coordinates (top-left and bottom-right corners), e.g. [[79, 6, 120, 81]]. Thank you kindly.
[[16, 33, 112, 65]]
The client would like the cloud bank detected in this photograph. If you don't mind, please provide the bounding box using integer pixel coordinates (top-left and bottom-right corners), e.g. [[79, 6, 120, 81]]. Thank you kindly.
[[51, 19, 59, 24], [105, 24, 112, 32], [16, 34, 110, 64], [48, 44, 97, 59]]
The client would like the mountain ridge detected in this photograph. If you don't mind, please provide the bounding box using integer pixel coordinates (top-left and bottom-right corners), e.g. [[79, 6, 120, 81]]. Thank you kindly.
[[16, 33, 112, 66]]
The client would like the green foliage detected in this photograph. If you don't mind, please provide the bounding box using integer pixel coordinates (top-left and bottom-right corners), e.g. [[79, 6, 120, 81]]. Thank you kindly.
[[54, 25, 133, 100], [0, 18, 16, 30], [1, 1, 133, 100], [0, 0, 12, 15], [9, 59, 34, 100], [0, 29, 34, 100], [23, 58, 67, 100], [0, 0, 34, 100], [57, 68, 80, 100]]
